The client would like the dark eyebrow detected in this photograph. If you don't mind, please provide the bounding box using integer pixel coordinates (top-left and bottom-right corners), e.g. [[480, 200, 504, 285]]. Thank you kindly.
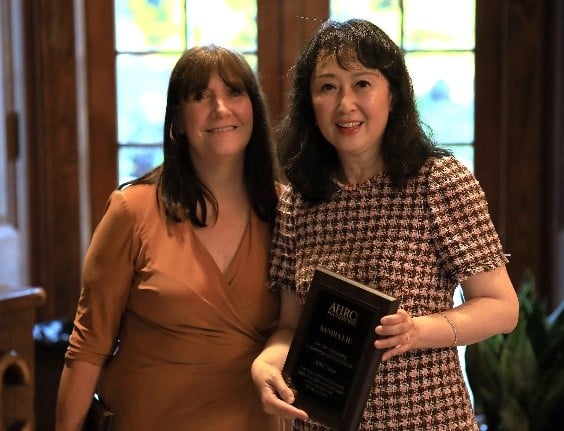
[[350, 70, 382, 79], [313, 69, 382, 81], [314, 72, 337, 80]]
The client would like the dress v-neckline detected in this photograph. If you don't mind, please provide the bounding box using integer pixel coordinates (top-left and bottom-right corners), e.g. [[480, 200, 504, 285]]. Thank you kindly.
[[190, 211, 252, 280]]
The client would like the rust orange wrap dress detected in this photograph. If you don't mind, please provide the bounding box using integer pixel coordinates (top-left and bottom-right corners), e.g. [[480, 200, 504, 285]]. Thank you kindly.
[[65, 184, 282, 430]]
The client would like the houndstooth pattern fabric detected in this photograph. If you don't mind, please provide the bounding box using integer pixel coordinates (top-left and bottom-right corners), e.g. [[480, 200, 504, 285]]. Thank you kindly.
[[269, 156, 507, 431]]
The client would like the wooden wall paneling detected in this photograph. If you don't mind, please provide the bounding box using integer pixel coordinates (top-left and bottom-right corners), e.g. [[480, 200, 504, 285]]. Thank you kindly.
[[503, 0, 545, 289], [476, 0, 554, 301], [83, 0, 117, 232], [258, 0, 328, 122], [257, 0, 283, 122], [279, 0, 328, 113], [552, 3, 564, 227], [546, 0, 564, 306], [1, 1, 18, 227], [23, 0, 81, 320], [475, 1, 505, 241]]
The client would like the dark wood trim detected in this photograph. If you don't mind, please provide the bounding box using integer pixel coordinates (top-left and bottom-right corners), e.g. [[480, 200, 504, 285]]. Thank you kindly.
[[554, 1, 564, 228], [1, 1, 18, 227], [475, 0, 560, 305], [547, 0, 564, 305], [18, 0, 117, 320], [23, 0, 81, 319], [475, 1, 505, 240], [257, 0, 283, 122], [258, 0, 328, 122], [83, 0, 117, 230]]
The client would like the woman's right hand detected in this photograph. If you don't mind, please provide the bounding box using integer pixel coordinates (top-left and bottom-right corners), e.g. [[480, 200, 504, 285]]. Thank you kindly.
[[251, 356, 309, 421]]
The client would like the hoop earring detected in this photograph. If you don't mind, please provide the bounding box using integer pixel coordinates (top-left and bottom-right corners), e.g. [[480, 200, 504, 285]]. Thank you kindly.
[[169, 124, 176, 142]]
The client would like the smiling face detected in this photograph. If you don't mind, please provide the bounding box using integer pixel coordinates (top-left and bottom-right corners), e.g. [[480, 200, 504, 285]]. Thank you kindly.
[[310, 53, 393, 162], [181, 73, 253, 164]]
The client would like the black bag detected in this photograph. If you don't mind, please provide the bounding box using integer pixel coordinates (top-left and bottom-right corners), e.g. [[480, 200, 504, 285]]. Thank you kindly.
[[83, 394, 114, 431]]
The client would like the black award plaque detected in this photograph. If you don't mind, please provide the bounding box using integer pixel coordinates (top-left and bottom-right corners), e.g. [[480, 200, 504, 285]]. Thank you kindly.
[[282, 266, 400, 431]]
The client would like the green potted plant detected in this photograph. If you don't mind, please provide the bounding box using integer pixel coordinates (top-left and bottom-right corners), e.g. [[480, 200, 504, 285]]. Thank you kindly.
[[465, 271, 564, 431]]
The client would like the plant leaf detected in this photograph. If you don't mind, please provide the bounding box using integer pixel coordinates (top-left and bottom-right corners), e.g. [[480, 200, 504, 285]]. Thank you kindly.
[[531, 366, 564, 431], [499, 322, 537, 406], [539, 304, 564, 368], [464, 271, 564, 431], [498, 394, 529, 431], [466, 337, 504, 426]]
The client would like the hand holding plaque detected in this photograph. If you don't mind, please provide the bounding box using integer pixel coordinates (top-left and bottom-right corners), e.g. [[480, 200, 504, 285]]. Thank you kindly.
[[282, 266, 399, 431]]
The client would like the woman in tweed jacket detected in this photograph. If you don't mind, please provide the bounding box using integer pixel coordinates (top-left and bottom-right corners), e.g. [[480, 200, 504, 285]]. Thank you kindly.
[[251, 19, 519, 431]]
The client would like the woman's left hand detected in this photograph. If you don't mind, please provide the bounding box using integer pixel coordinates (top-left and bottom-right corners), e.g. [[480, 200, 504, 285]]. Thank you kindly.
[[374, 309, 416, 361]]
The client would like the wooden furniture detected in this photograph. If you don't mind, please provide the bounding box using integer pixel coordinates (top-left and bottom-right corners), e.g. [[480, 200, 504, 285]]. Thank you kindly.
[[0, 285, 46, 431]]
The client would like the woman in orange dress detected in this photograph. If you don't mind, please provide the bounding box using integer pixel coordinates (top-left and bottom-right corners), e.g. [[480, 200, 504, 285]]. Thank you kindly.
[[56, 45, 283, 431]]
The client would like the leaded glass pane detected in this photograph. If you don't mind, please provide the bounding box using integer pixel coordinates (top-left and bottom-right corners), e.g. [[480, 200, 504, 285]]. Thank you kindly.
[[243, 54, 257, 73], [403, 0, 475, 50], [115, 0, 186, 52], [116, 54, 178, 144], [330, 0, 401, 43], [186, 0, 257, 52], [406, 52, 474, 145], [119, 145, 164, 184]]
